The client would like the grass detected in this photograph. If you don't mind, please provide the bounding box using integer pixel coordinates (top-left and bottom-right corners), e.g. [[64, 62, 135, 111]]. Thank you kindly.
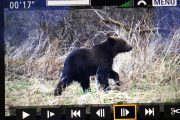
[[5, 33, 180, 116], [5, 74, 180, 116]]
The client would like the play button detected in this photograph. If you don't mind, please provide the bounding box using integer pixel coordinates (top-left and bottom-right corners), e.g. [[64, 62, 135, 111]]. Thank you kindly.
[[16, 109, 36, 120], [22, 111, 30, 119]]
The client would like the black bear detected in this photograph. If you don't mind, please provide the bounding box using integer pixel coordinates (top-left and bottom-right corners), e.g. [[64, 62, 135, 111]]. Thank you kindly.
[[54, 36, 132, 96]]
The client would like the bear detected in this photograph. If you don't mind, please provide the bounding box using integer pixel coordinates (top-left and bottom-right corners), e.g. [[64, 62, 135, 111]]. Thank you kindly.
[[54, 36, 132, 96]]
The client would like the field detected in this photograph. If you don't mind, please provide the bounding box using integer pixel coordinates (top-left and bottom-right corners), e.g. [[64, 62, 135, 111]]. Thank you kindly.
[[5, 8, 180, 115]]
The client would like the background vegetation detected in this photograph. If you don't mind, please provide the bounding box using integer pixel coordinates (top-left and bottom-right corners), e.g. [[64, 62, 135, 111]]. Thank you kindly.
[[5, 7, 180, 115]]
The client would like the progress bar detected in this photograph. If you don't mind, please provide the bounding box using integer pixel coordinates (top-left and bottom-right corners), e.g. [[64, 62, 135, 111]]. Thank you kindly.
[[46, 0, 91, 6]]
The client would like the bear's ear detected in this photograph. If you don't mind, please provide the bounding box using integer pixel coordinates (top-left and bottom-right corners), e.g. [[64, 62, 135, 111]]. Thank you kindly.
[[107, 36, 116, 45], [106, 32, 118, 37]]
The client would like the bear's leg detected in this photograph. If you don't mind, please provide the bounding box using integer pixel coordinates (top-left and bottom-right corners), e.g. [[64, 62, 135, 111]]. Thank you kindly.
[[109, 70, 121, 86], [80, 77, 90, 92], [96, 67, 110, 91], [54, 76, 72, 96]]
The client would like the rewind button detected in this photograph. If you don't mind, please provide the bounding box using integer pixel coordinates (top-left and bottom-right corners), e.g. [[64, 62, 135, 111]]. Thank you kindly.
[[71, 110, 81, 118], [66, 107, 86, 120]]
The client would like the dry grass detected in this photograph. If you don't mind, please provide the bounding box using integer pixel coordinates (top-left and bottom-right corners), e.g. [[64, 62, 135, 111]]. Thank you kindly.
[[5, 30, 180, 116], [5, 76, 180, 116]]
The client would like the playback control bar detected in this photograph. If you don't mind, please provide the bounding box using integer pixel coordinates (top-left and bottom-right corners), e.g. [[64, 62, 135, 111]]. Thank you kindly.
[[6, 104, 180, 120]]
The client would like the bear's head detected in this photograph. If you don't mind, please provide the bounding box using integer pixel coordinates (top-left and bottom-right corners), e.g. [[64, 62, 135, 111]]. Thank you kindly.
[[107, 36, 132, 53]]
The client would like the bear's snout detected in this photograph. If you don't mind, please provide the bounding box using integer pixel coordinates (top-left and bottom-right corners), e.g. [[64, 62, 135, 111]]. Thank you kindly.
[[125, 44, 133, 52], [128, 45, 133, 51]]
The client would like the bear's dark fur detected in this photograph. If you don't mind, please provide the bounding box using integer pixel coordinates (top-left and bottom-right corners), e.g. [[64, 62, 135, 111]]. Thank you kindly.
[[54, 36, 132, 96]]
